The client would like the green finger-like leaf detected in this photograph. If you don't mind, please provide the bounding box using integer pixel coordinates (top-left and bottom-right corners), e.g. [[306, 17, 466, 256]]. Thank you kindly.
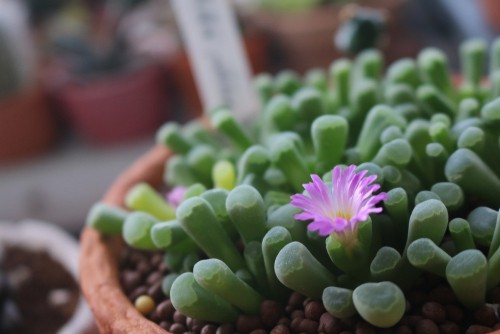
[[353, 282, 406, 328], [156, 122, 193, 154], [170, 272, 238, 323], [446, 250, 487, 310], [430, 182, 464, 212], [125, 183, 176, 221], [467, 206, 498, 247], [86, 202, 128, 235], [356, 105, 406, 161], [406, 199, 448, 249], [193, 259, 263, 315], [370, 247, 401, 282], [311, 115, 348, 172], [122, 211, 159, 250], [275, 241, 336, 299], [177, 197, 245, 271], [449, 218, 475, 252], [323, 286, 356, 319], [445, 148, 500, 208], [407, 238, 451, 277], [226, 185, 267, 245]]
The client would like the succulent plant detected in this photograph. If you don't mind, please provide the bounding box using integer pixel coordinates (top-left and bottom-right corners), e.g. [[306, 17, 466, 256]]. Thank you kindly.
[[88, 38, 500, 330]]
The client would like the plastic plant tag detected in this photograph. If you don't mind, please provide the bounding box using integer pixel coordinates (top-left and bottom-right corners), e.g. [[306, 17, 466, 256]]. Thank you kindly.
[[170, 0, 258, 122]]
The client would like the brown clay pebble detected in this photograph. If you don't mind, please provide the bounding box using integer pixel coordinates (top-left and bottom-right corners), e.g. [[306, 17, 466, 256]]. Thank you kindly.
[[190, 318, 209, 332], [288, 292, 306, 308], [319, 312, 342, 334], [169, 322, 186, 334], [298, 318, 319, 333], [429, 285, 457, 304], [121, 270, 141, 292], [421, 301, 446, 323], [445, 304, 464, 323], [355, 322, 375, 334], [439, 321, 460, 334], [237, 315, 263, 333], [271, 324, 290, 334], [304, 301, 325, 321], [465, 325, 493, 334], [406, 290, 428, 307], [277, 317, 291, 327], [290, 317, 302, 332], [395, 325, 413, 334], [400, 315, 423, 327], [474, 305, 497, 327], [201, 324, 217, 334], [146, 271, 164, 285], [291, 310, 304, 319], [156, 300, 175, 320], [261, 300, 284, 327], [302, 297, 312, 307], [136, 261, 151, 276], [147, 280, 164, 301], [129, 285, 148, 301], [173, 310, 187, 324], [415, 319, 439, 334], [159, 321, 172, 330], [216, 323, 234, 334], [250, 330, 267, 334], [159, 261, 169, 273], [151, 253, 163, 267]]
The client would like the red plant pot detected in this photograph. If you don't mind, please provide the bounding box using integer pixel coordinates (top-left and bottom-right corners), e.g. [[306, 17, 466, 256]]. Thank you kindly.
[[58, 65, 170, 145], [0, 84, 57, 162]]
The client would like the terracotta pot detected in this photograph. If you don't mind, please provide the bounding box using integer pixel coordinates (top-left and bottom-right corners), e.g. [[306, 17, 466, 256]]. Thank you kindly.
[[171, 32, 270, 118], [80, 143, 500, 334], [80, 144, 172, 334], [0, 84, 57, 162], [479, 0, 500, 33], [58, 65, 170, 145]]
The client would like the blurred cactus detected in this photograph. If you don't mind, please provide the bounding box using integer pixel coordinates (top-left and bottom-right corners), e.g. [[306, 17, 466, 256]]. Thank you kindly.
[[0, 1, 36, 98], [88, 38, 500, 330]]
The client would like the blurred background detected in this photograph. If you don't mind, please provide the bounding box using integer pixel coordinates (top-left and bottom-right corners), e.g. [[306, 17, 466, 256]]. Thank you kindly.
[[0, 0, 499, 234]]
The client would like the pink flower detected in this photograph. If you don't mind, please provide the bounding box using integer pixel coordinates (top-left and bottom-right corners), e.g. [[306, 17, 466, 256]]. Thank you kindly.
[[167, 186, 187, 208], [290, 165, 387, 243]]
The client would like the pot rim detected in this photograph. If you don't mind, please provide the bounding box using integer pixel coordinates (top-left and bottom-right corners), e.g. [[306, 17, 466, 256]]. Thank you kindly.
[[80, 144, 173, 334]]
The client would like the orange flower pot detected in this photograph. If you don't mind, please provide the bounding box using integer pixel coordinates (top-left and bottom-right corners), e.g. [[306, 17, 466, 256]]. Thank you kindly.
[[58, 65, 170, 145], [80, 144, 172, 334], [0, 84, 57, 163]]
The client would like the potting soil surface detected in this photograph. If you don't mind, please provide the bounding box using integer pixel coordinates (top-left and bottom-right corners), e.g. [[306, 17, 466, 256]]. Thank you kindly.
[[120, 247, 500, 334]]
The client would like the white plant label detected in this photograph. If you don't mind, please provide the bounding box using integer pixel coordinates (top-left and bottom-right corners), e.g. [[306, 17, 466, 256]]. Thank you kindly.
[[170, 0, 258, 122]]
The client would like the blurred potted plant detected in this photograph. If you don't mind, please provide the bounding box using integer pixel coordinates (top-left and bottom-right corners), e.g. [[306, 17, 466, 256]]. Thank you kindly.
[[0, 220, 95, 333], [50, 0, 175, 145], [238, 0, 413, 73], [80, 38, 500, 334], [0, 0, 57, 163]]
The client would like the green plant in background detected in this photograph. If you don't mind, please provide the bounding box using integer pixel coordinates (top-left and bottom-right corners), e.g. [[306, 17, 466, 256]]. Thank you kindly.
[[88, 37, 500, 329], [48, 0, 150, 78]]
